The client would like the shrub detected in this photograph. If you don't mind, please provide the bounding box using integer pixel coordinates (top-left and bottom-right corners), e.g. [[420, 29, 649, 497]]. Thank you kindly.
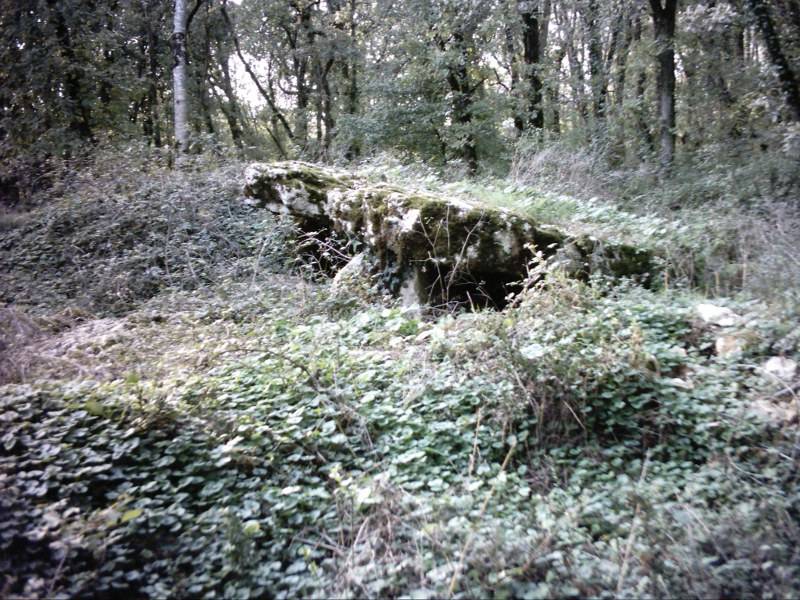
[[0, 145, 293, 316]]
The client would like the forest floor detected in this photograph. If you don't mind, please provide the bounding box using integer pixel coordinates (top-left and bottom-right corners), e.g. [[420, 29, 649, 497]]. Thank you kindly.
[[1, 149, 798, 599]]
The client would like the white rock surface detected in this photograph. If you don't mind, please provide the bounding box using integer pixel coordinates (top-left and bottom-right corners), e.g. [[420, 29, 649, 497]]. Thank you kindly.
[[715, 335, 745, 357], [762, 356, 797, 381], [520, 343, 546, 360], [750, 399, 798, 424], [332, 252, 366, 285], [696, 303, 739, 327]]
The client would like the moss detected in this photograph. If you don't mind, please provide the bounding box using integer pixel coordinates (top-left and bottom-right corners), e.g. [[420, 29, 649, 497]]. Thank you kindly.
[[571, 234, 656, 283], [245, 161, 351, 209], [243, 161, 659, 305], [404, 194, 453, 225], [361, 188, 393, 217], [605, 244, 654, 279]]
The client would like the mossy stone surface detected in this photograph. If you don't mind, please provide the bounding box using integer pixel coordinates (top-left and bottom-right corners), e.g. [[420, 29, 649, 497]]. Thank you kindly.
[[243, 162, 656, 306]]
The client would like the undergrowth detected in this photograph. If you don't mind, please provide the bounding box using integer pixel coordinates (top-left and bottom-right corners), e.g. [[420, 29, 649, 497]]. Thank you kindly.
[[1, 148, 798, 598], [357, 137, 800, 302], [0, 145, 292, 317], [508, 133, 800, 300]]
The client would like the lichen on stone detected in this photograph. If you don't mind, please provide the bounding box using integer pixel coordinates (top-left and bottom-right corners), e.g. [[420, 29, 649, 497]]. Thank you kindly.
[[243, 161, 657, 308]]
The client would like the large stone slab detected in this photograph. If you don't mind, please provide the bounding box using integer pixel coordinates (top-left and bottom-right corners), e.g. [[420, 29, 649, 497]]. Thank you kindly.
[[243, 161, 654, 307]]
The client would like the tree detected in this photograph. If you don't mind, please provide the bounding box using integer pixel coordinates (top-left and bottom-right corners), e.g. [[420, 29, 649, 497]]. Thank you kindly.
[[220, 0, 292, 156], [507, 0, 544, 134], [137, 0, 168, 147], [172, 0, 190, 152], [430, 0, 497, 174], [649, 0, 678, 171], [747, 0, 800, 121]]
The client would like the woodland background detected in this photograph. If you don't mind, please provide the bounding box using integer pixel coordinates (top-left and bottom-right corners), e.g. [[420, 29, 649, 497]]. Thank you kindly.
[[1, 1, 800, 598], [2, 0, 799, 195]]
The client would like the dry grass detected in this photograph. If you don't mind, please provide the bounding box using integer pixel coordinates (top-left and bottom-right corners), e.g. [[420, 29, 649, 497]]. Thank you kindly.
[[0, 275, 320, 385], [510, 139, 800, 302]]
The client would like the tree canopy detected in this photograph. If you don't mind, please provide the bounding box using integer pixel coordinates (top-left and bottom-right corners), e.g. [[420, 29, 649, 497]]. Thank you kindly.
[[2, 0, 799, 188]]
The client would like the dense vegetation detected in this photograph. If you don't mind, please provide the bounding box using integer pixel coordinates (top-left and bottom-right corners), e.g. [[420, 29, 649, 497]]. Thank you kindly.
[[1, 146, 798, 598], [2, 0, 800, 598]]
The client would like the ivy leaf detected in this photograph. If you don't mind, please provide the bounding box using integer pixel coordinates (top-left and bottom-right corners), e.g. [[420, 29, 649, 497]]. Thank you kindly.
[[120, 508, 143, 523]]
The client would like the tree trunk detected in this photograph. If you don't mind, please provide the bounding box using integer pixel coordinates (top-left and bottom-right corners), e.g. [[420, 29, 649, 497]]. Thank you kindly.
[[505, 26, 525, 135], [520, 1, 544, 130], [220, 1, 292, 150], [47, 0, 94, 141], [632, 14, 653, 157], [97, 2, 117, 110], [293, 3, 314, 151], [649, 0, 677, 171], [586, 0, 605, 121], [197, 6, 215, 136], [295, 62, 310, 149], [321, 60, 336, 155], [615, 12, 633, 109], [172, 0, 189, 152], [141, 0, 163, 147], [331, 0, 360, 158], [444, 30, 478, 175], [747, 0, 800, 121], [547, 45, 566, 134], [215, 42, 245, 149], [564, 14, 589, 127]]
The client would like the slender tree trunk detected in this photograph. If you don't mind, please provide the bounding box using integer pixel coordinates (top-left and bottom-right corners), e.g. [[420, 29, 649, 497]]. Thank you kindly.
[[732, 0, 746, 63], [615, 13, 633, 109], [632, 14, 653, 157], [539, 0, 551, 51], [295, 63, 310, 148], [314, 79, 323, 151], [211, 84, 243, 149], [681, 51, 703, 149], [141, 0, 162, 147], [601, 12, 624, 116], [649, 0, 677, 171], [97, 2, 117, 111], [547, 46, 566, 134], [196, 83, 215, 136], [564, 11, 588, 128], [586, 0, 605, 121], [331, 0, 360, 158], [609, 12, 633, 163], [197, 6, 215, 136], [540, 0, 553, 131], [132, 43, 147, 126], [443, 30, 478, 175], [130, 97, 143, 125], [505, 26, 525, 135], [293, 4, 315, 151], [215, 44, 245, 149], [520, 2, 544, 130], [220, 1, 292, 150], [343, 0, 360, 158], [172, 0, 189, 152], [747, 0, 800, 121], [47, 0, 94, 141], [321, 60, 336, 154]]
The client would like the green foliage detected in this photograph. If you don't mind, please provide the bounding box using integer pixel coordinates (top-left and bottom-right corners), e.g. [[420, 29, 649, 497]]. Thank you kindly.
[[509, 132, 800, 300], [2, 152, 799, 598], [0, 146, 292, 315], [3, 267, 798, 598]]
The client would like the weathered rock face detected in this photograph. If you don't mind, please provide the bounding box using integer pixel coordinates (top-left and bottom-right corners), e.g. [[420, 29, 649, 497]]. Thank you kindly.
[[244, 161, 654, 307]]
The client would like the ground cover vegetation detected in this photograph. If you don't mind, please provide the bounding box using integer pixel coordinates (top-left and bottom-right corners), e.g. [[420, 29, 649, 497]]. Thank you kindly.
[[2, 0, 800, 598]]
